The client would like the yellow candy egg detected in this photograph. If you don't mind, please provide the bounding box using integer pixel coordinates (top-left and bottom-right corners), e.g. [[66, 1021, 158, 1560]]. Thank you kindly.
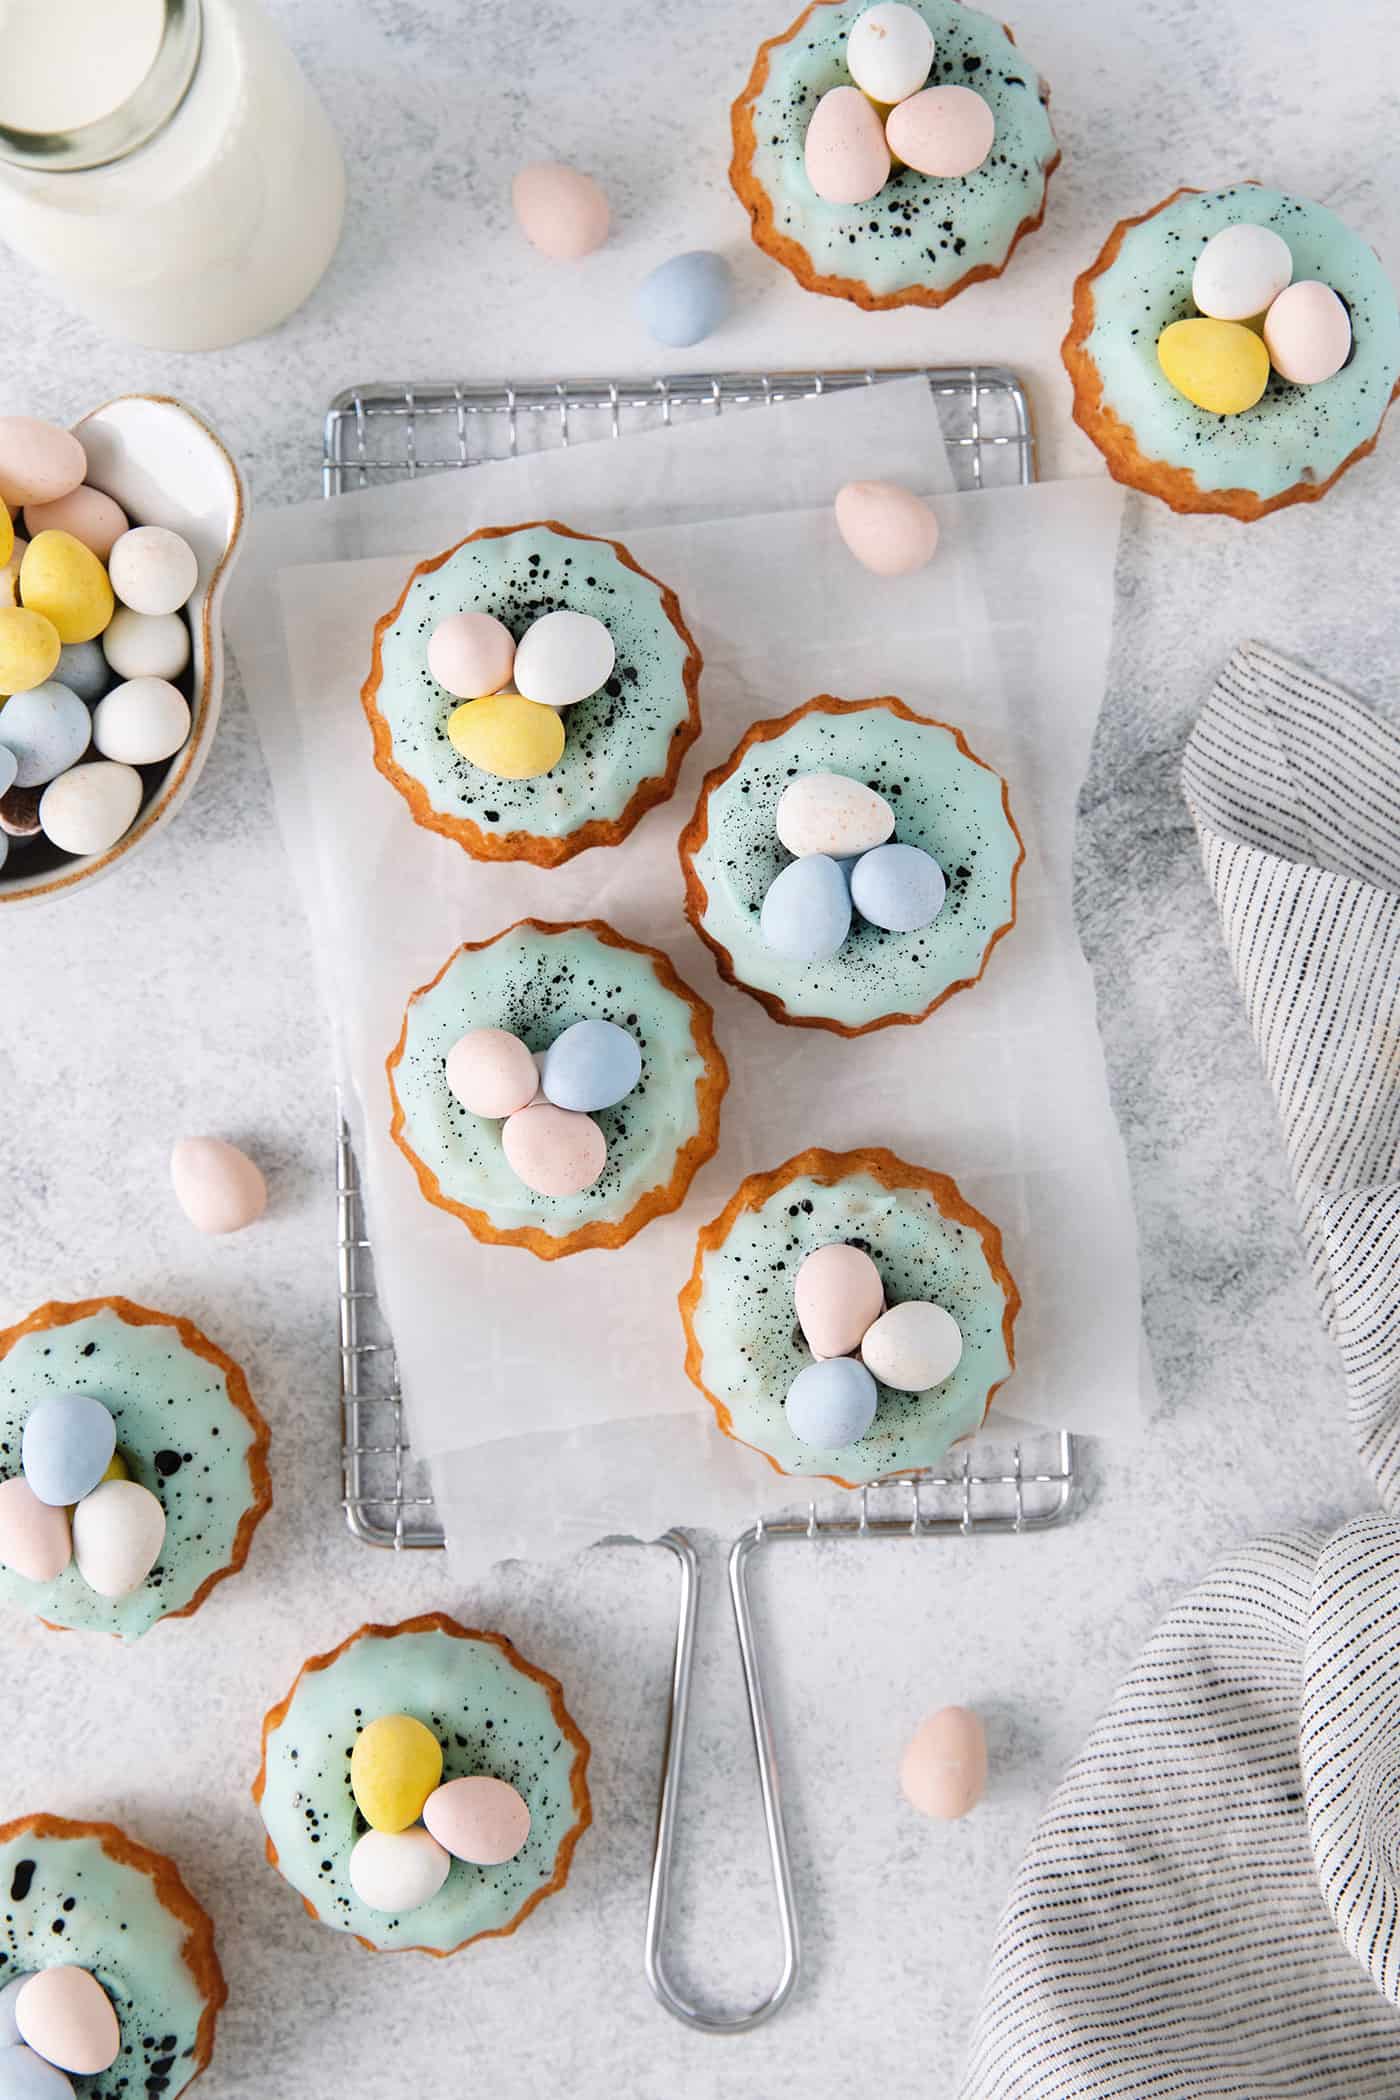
[[350, 1713, 443, 1834], [0, 500, 12, 569], [20, 528, 115, 644], [447, 689, 565, 781], [1157, 316, 1271, 415], [0, 605, 61, 695]]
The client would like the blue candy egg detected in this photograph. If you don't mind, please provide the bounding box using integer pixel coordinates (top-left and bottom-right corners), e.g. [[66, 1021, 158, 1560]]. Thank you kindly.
[[540, 1018, 642, 1113], [55, 638, 112, 703], [0, 681, 90, 788], [0, 2043, 77, 2099], [785, 1358, 879, 1448], [21, 1391, 116, 1507], [760, 854, 852, 962], [637, 251, 734, 348], [850, 842, 947, 933]]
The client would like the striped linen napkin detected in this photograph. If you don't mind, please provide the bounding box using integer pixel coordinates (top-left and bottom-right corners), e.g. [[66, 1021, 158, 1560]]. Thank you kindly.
[[960, 644, 1400, 2097]]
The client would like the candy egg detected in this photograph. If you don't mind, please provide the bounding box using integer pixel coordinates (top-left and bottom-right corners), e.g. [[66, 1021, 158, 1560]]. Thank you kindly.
[[101, 607, 190, 682], [846, 3, 936, 103], [513, 609, 616, 709], [38, 762, 143, 856], [0, 681, 90, 786], [427, 612, 516, 701], [423, 1776, 532, 1865], [0, 785, 42, 840], [860, 1299, 962, 1390], [92, 677, 191, 764], [0, 607, 61, 695], [0, 2043, 75, 2097], [0, 536, 25, 610], [899, 1704, 987, 1819], [540, 1018, 641, 1113], [14, 1967, 120, 2075], [348, 1827, 451, 1915], [850, 841, 947, 931], [21, 1392, 116, 1506], [72, 1479, 166, 1598], [0, 1475, 72, 1583], [794, 1242, 885, 1359], [886, 85, 994, 180], [785, 1357, 879, 1447], [25, 486, 128, 561], [512, 161, 610, 260], [0, 418, 86, 511], [501, 1102, 608, 1197], [1191, 222, 1292, 322], [1156, 317, 1270, 414], [0, 1972, 30, 2045], [637, 250, 735, 349], [834, 480, 939, 575], [19, 530, 114, 644], [805, 85, 891, 205], [776, 772, 895, 859], [1264, 280, 1352, 385], [54, 639, 110, 703], [760, 854, 853, 962], [170, 1135, 268, 1234], [106, 525, 198, 617], [351, 1714, 444, 1833], [447, 690, 564, 780], [445, 1027, 539, 1119]]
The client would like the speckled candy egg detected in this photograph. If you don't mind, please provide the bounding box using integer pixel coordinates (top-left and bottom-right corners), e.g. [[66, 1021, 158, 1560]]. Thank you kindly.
[[72, 1479, 167, 1599], [760, 853, 852, 961], [445, 1027, 539, 1119], [1264, 280, 1353, 385], [25, 485, 128, 561], [1191, 222, 1292, 322], [170, 1135, 268, 1234], [54, 639, 110, 703], [38, 761, 143, 856], [885, 84, 995, 179], [846, 3, 935, 102], [0, 418, 86, 511], [101, 607, 190, 682], [1157, 317, 1270, 415], [793, 1242, 885, 1359], [21, 1391, 116, 1506], [513, 608, 616, 709], [0, 607, 61, 696], [0, 681, 89, 786], [899, 1703, 987, 1819], [13, 1967, 120, 2075], [427, 611, 515, 700], [540, 1018, 641, 1113], [106, 526, 197, 617], [351, 1714, 444, 1833], [423, 1775, 532, 1865], [785, 1356, 879, 1447], [833, 480, 939, 575], [775, 772, 895, 859], [501, 1102, 608, 1196], [19, 531, 114, 644], [805, 85, 890, 205], [850, 841, 947, 932], [637, 251, 735, 349], [348, 1826, 451, 1914], [92, 677, 190, 765], [0, 2043, 75, 2097], [446, 690, 565, 780], [512, 162, 610, 260], [861, 1298, 963, 1390], [0, 1475, 71, 1583]]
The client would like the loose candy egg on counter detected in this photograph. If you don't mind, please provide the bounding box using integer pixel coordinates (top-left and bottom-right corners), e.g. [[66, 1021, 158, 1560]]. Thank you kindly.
[[805, 85, 891, 205], [0, 1972, 29, 2045], [0, 418, 86, 511], [513, 609, 615, 710], [447, 690, 564, 780], [1191, 222, 1292, 322], [899, 1704, 987, 1820], [860, 1299, 962, 1390], [0, 606, 61, 695], [0, 2043, 75, 2098], [0, 681, 90, 786], [0, 785, 42, 840], [107, 525, 197, 616], [14, 1967, 120, 2075], [885, 83, 994, 179], [834, 480, 939, 575], [18, 531, 113, 643], [846, 2, 935, 103], [850, 841, 946, 932], [39, 762, 142, 856], [348, 1827, 451, 1915], [785, 1356, 879, 1448], [424, 1776, 532, 1865], [1264, 279, 1352, 384], [24, 485, 128, 561], [512, 161, 610, 260], [1156, 316, 1270, 415], [427, 611, 516, 701], [0, 1475, 72, 1583], [794, 1242, 885, 1360], [776, 772, 895, 859], [0, 744, 16, 798], [502, 1102, 607, 1196], [540, 1018, 641, 1113], [22, 1393, 115, 1506], [760, 854, 852, 962], [351, 1714, 444, 1833], [101, 607, 190, 682], [54, 639, 110, 702], [92, 677, 191, 764], [445, 1027, 539, 1119], [170, 1135, 268, 1234], [637, 251, 735, 349]]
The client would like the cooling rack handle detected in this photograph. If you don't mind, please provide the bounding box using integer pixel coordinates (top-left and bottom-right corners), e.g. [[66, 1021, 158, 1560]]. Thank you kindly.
[[644, 1528, 800, 2034]]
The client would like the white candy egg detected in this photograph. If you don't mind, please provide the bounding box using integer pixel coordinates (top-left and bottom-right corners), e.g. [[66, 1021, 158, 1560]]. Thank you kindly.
[[38, 760, 143, 856], [72, 1478, 167, 1599], [846, 2, 935, 103], [775, 772, 895, 859], [102, 607, 190, 681], [1191, 222, 1293, 322], [1264, 279, 1352, 385], [860, 1299, 963, 1390], [512, 609, 615, 710], [92, 677, 190, 765], [348, 1827, 451, 1914], [107, 526, 198, 615]]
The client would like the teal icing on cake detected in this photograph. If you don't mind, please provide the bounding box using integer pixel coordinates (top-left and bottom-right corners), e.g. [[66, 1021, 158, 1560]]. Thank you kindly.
[[0, 1827, 212, 2100], [742, 0, 1056, 301], [0, 1305, 262, 1641], [256, 1626, 588, 1954], [687, 704, 1020, 1028], [689, 1166, 1013, 1483], [1084, 187, 1400, 499], [372, 525, 696, 845]]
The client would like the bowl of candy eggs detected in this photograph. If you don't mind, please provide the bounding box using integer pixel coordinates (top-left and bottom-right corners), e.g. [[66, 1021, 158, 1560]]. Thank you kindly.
[[0, 394, 244, 905]]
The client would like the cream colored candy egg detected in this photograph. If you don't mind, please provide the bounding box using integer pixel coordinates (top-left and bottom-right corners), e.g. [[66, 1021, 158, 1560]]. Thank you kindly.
[[501, 1102, 607, 1197], [102, 607, 190, 681], [447, 690, 564, 780], [351, 1713, 443, 1833], [25, 485, 129, 560], [38, 761, 143, 856], [1157, 317, 1270, 414], [793, 1241, 885, 1359], [445, 1027, 539, 1118], [834, 480, 939, 575], [0, 1473, 72, 1583], [1191, 222, 1292, 321], [885, 84, 994, 179], [170, 1136, 268, 1234], [846, 3, 935, 103], [776, 771, 894, 859], [423, 1776, 532, 1865], [427, 611, 515, 700], [19, 529, 114, 644], [92, 677, 190, 765], [513, 609, 615, 710], [512, 162, 610, 260], [0, 605, 60, 694], [860, 1299, 962, 1390], [72, 1478, 167, 1599], [805, 85, 891, 206], [1264, 280, 1352, 385], [899, 1704, 987, 1820], [348, 1827, 451, 1915], [0, 417, 86, 511], [14, 1966, 121, 2074], [108, 525, 198, 616]]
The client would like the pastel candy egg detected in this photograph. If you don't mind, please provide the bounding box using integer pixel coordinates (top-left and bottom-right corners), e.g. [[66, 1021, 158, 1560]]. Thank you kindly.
[[427, 612, 515, 700], [1157, 316, 1270, 414], [776, 772, 895, 859], [19, 531, 114, 644], [446, 690, 564, 780], [0, 607, 61, 695], [0, 682, 90, 786], [885, 84, 994, 179], [785, 1357, 879, 1448], [0, 1972, 30, 2045], [637, 250, 734, 349], [22, 1392, 116, 1506], [540, 1018, 641, 1113], [170, 1135, 268, 1233], [54, 639, 110, 703], [348, 1827, 451, 1915], [834, 480, 939, 575], [351, 1714, 444, 1833], [14, 1967, 120, 2075], [501, 1102, 607, 1196], [0, 536, 25, 610], [0, 1475, 72, 1583], [899, 1704, 987, 1819], [0, 418, 86, 511], [513, 609, 615, 710], [107, 526, 197, 616], [850, 841, 947, 931], [445, 1027, 539, 1119], [1192, 222, 1293, 322], [512, 161, 610, 260], [101, 607, 189, 681], [92, 677, 191, 764], [1264, 280, 1352, 385], [794, 1241, 885, 1359], [805, 85, 891, 205], [760, 854, 852, 962], [0, 2044, 75, 2098], [24, 486, 128, 561], [72, 1479, 166, 1598], [423, 1776, 532, 1865], [846, 3, 935, 103], [860, 1299, 962, 1390], [38, 762, 143, 856]]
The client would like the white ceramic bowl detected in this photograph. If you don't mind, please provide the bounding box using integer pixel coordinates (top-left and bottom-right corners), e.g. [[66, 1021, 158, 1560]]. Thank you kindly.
[[0, 393, 244, 906]]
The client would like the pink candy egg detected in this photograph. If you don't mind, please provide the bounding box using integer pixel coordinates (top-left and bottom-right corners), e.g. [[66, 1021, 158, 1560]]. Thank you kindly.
[[885, 84, 995, 179], [15, 1965, 121, 2074], [24, 485, 129, 560], [170, 1136, 268, 1234], [445, 1028, 539, 1119], [424, 1775, 532, 1865], [834, 480, 939, 575], [899, 1704, 987, 1820], [512, 162, 610, 260], [427, 612, 516, 701], [1264, 279, 1352, 385], [794, 1242, 885, 1359], [501, 1102, 607, 1196], [0, 1473, 72, 1583], [0, 418, 86, 511], [805, 85, 891, 206]]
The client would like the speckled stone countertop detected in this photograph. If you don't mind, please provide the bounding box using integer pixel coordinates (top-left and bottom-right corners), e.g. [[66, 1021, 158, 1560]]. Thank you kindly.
[[1, 1, 1396, 2092]]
